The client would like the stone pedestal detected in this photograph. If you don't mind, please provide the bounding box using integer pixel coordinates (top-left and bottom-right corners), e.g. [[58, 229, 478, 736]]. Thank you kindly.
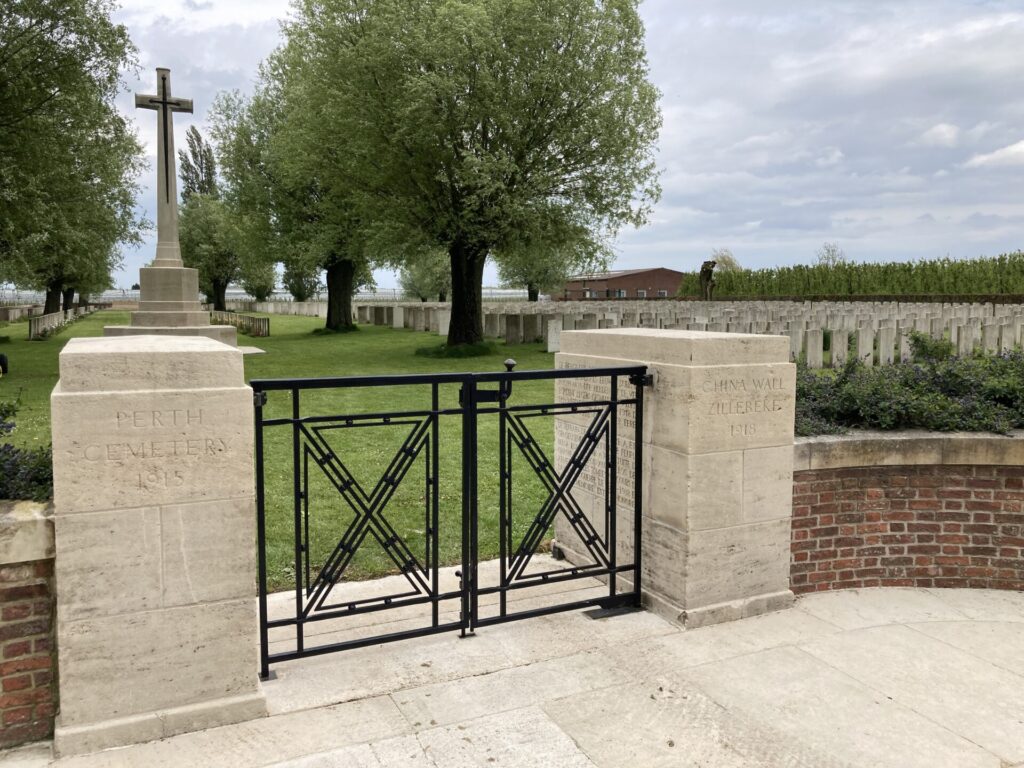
[[105, 266, 236, 346], [50, 336, 265, 756], [555, 329, 796, 628]]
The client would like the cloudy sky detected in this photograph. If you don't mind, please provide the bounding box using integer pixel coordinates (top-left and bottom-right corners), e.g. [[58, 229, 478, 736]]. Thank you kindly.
[[112, 0, 1024, 289]]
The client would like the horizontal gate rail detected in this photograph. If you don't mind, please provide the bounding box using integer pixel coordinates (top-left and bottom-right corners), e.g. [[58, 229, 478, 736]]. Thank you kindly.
[[253, 364, 648, 677]]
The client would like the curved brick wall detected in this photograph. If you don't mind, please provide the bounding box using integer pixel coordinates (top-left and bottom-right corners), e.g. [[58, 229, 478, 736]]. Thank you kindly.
[[791, 434, 1024, 594]]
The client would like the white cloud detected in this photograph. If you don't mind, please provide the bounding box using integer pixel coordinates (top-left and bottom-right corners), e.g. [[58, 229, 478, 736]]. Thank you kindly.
[[964, 140, 1024, 169], [918, 123, 960, 147]]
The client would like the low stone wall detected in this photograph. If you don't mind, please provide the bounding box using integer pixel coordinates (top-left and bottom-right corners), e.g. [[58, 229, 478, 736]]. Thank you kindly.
[[0, 502, 56, 748], [792, 432, 1024, 594]]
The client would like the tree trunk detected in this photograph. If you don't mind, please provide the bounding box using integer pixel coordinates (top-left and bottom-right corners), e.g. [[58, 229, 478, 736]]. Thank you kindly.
[[447, 241, 486, 346], [212, 279, 228, 312], [527, 283, 539, 302], [325, 259, 355, 331], [44, 283, 62, 314], [62, 287, 76, 311], [438, 290, 447, 302]]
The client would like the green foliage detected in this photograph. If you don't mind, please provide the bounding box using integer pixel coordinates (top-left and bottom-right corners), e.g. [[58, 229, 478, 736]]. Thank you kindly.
[[399, 250, 451, 301], [179, 194, 241, 309], [283, 0, 661, 342], [0, 0, 145, 297], [796, 341, 1024, 435], [678, 251, 1024, 298], [0, 399, 52, 501], [178, 125, 218, 201], [283, 263, 320, 302]]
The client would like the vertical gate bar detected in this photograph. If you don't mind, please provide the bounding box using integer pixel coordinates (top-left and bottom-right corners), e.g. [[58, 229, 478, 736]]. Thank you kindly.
[[431, 382, 440, 628], [633, 371, 645, 606], [459, 379, 471, 637], [468, 378, 480, 631], [254, 389, 270, 679], [303, 449, 310, 595], [498, 388, 508, 617], [292, 388, 304, 653], [608, 375, 618, 598]]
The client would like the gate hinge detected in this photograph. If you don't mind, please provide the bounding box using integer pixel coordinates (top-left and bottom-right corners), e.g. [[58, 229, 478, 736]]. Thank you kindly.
[[253, 391, 268, 408], [629, 373, 654, 387]]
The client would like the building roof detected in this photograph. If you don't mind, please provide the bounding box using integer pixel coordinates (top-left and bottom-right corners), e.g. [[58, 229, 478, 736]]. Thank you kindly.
[[566, 268, 684, 281]]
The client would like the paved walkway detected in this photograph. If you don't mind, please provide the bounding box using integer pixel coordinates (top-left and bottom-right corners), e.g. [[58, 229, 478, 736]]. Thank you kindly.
[[3, 586, 1023, 767]]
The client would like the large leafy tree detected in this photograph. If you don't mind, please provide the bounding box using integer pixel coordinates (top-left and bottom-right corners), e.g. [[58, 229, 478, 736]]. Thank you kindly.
[[210, 48, 373, 331], [0, 0, 144, 312], [288, 0, 661, 344]]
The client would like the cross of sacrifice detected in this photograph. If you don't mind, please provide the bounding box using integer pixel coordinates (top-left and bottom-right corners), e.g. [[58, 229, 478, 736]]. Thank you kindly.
[[135, 68, 193, 267]]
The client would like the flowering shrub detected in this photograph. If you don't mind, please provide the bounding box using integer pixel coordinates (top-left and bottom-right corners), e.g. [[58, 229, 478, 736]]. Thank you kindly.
[[797, 332, 1024, 435], [0, 400, 53, 501]]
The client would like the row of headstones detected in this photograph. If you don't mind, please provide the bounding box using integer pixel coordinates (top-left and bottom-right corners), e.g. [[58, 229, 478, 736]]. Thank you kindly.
[[27, 306, 96, 339], [0, 304, 44, 322], [356, 302, 1024, 366]]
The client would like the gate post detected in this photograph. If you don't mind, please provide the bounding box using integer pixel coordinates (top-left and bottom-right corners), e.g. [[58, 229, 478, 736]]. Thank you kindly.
[[555, 329, 796, 628], [50, 336, 266, 755]]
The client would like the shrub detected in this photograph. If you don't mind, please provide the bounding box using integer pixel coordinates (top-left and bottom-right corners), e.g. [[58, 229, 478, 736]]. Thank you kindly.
[[0, 399, 54, 501], [796, 334, 1024, 436]]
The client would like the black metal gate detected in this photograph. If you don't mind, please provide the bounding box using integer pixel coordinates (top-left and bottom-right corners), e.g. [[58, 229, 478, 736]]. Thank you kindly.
[[252, 364, 647, 677]]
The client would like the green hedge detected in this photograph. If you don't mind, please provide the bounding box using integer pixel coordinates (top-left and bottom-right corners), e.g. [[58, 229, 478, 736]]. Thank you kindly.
[[678, 251, 1024, 298]]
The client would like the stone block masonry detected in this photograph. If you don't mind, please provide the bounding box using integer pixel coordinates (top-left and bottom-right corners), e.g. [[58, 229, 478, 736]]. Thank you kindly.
[[554, 329, 796, 629], [50, 336, 265, 756], [0, 502, 56, 749]]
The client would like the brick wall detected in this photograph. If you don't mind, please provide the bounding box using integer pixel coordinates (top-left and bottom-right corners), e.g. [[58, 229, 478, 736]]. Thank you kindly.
[[792, 465, 1024, 594], [0, 559, 55, 748]]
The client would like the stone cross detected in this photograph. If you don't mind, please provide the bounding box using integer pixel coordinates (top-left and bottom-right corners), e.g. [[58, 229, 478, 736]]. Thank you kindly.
[[135, 68, 193, 267]]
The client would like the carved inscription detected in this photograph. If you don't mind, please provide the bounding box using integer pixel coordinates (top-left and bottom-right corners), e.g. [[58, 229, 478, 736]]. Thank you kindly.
[[702, 371, 787, 440], [76, 407, 233, 492]]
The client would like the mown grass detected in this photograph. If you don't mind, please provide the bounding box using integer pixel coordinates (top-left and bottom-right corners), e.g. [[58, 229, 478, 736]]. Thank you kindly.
[[0, 311, 558, 590]]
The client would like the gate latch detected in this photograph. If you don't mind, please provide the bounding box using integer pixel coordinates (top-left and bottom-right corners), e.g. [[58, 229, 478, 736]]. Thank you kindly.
[[629, 372, 654, 387], [253, 390, 268, 407]]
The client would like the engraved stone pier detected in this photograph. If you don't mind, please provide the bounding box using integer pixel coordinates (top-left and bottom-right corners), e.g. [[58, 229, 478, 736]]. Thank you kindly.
[[50, 336, 265, 755], [105, 67, 235, 346], [554, 329, 796, 628]]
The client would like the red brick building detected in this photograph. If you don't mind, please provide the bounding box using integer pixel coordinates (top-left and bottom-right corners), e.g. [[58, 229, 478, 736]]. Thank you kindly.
[[558, 268, 684, 300]]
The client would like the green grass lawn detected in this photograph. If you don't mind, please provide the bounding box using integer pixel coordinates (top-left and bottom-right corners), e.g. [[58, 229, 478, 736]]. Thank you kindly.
[[1, 311, 558, 590]]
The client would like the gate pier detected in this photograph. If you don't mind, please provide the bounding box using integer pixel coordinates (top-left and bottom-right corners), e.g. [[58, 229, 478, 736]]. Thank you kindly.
[[50, 336, 266, 756], [555, 329, 797, 628]]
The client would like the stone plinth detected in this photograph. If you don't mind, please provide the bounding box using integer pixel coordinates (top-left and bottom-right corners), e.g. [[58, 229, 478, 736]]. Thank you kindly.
[[50, 336, 265, 756], [105, 265, 237, 347], [554, 329, 796, 628]]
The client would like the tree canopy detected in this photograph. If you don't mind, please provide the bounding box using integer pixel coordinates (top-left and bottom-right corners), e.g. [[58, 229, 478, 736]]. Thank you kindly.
[[0, 0, 144, 311], [281, 0, 661, 343]]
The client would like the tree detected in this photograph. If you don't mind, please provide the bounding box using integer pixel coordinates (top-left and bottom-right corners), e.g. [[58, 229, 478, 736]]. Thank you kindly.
[[210, 60, 372, 331], [816, 242, 847, 267], [178, 125, 217, 201], [283, 263, 320, 302], [288, 0, 661, 344], [240, 260, 276, 301], [399, 250, 451, 302], [0, 0, 145, 312], [179, 195, 240, 310], [710, 247, 742, 272]]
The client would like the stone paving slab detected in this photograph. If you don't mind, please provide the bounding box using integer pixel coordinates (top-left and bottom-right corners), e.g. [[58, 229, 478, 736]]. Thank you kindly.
[[2, 587, 1023, 768]]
